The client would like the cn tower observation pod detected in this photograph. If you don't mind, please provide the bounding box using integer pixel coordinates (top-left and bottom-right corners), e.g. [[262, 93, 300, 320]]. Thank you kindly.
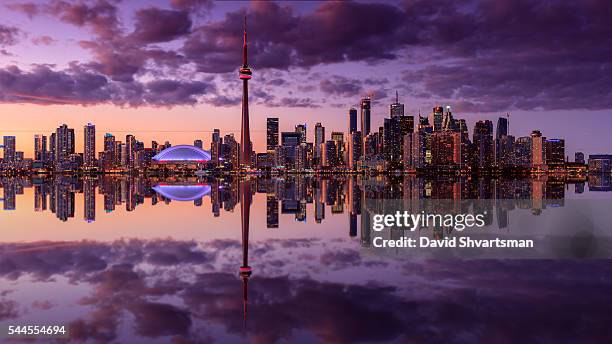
[[152, 145, 211, 163]]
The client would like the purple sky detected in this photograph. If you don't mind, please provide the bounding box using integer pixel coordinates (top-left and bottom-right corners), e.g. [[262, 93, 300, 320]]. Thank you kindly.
[[0, 0, 611, 156]]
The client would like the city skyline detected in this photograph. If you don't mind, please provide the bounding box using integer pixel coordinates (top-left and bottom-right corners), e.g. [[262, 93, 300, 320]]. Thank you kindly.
[[0, 1, 611, 157]]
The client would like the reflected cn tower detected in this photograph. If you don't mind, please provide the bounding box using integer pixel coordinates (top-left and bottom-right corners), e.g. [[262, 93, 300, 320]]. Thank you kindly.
[[239, 17, 253, 168], [239, 178, 253, 321]]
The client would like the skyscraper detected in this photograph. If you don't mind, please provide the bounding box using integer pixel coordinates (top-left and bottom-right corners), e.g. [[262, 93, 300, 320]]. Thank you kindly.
[[331, 132, 345, 166], [194, 139, 203, 149], [211, 129, 221, 166], [348, 131, 362, 169], [530, 130, 546, 168], [84, 123, 96, 168], [360, 97, 371, 136], [473, 120, 494, 168], [546, 139, 565, 167], [430, 106, 444, 132], [55, 124, 74, 165], [390, 91, 404, 118], [3, 136, 16, 162], [314, 122, 325, 166], [266, 118, 279, 151], [348, 108, 358, 133], [34, 135, 47, 162], [126, 134, 136, 168], [496, 116, 508, 140], [295, 124, 307, 144], [239, 17, 253, 168]]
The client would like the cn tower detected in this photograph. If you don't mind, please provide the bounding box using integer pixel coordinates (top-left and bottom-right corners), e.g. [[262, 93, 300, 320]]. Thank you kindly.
[[239, 17, 253, 168]]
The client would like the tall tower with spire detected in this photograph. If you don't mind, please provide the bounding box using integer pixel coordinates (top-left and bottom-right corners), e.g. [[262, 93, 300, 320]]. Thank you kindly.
[[390, 90, 404, 118], [239, 17, 253, 168]]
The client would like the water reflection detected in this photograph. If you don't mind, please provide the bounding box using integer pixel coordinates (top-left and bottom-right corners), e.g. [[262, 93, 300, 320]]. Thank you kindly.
[[1, 175, 612, 342]]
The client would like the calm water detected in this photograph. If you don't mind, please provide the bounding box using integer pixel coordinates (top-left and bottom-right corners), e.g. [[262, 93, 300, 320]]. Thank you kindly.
[[1, 175, 612, 343]]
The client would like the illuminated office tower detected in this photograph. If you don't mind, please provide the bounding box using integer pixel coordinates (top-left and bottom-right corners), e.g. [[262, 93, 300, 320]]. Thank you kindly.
[[211, 129, 221, 166], [331, 132, 345, 166], [360, 97, 371, 136], [104, 134, 115, 154], [281, 132, 300, 168], [390, 91, 404, 118], [314, 122, 325, 166], [84, 123, 96, 168], [55, 124, 74, 164], [324, 140, 338, 167], [403, 132, 424, 169], [431, 131, 462, 167], [495, 116, 509, 165], [530, 130, 546, 168], [266, 118, 279, 151], [125, 134, 137, 168], [3, 136, 16, 162], [348, 131, 362, 169], [545, 139, 565, 167], [348, 108, 358, 133], [498, 135, 515, 168], [473, 120, 494, 169], [295, 124, 307, 144], [34, 135, 47, 162], [120, 143, 128, 167], [49, 133, 56, 164], [430, 106, 444, 132], [442, 106, 456, 131], [194, 139, 203, 149], [513, 136, 532, 167]]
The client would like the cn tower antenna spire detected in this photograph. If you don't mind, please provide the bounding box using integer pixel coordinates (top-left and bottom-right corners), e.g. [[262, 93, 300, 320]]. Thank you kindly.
[[243, 16, 248, 67]]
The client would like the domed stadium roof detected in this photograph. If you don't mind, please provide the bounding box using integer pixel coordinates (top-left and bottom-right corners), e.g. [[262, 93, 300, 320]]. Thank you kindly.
[[152, 145, 211, 162], [152, 184, 211, 201]]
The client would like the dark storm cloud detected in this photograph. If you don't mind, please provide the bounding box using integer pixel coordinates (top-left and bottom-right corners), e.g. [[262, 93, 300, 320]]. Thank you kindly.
[[396, 0, 612, 111], [0, 64, 216, 107], [128, 8, 192, 44], [183, 1, 406, 73], [4, 0, 612, 110]]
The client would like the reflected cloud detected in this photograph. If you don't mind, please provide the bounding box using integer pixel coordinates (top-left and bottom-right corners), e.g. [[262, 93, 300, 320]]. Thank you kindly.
[[0, 238, 610, 342]]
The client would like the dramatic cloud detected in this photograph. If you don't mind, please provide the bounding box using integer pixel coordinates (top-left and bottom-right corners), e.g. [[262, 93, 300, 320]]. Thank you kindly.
[[2, 239, 612, 342], [3, 0, 612, 110], [128, 8, 192, 44], [0, 64, 215, 107]]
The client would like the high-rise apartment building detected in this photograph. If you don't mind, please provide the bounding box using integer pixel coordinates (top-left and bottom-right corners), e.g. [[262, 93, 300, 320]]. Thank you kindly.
[[360, 97, 371, 136], [3, 136, 16, 162], [266, 118, 279, 151], [348, 108, 358, 133], [84, 123, 96, 168], [34, 135, 47, 162]]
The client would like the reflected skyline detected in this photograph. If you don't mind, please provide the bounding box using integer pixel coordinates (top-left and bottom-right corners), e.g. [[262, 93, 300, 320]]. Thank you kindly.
[[1, 175, 612, 342]]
